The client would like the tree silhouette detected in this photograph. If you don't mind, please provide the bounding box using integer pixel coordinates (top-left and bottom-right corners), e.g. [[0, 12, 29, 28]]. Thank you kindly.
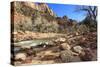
[[76, 6, 97, 32], [76, 6, 97, 23]]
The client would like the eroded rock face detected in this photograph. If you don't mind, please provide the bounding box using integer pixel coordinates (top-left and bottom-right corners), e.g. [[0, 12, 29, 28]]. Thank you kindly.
[[11, 1, 58, 35], [12, 1, 55, 17]]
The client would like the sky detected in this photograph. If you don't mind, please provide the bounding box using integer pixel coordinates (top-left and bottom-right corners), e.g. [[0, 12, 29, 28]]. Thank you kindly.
[[47, 3, 87, 22]]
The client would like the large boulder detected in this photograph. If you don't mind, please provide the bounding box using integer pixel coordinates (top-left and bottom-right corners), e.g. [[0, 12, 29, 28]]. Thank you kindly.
[[60, 43, 71, 50], [60, 50, 74, 62], [73, 46, 83, 54]]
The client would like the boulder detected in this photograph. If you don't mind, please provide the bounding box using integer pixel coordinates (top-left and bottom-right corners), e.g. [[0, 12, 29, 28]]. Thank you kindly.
[[60, 50, 74, 62], [73, 46, 83, 54], [15, 53, 27, 61], [60, 43, 71, 50]]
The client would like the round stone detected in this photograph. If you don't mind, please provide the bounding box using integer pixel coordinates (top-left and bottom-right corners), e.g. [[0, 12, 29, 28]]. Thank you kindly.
[[60, 43, 71, 50], [73, 46, 83, 54]]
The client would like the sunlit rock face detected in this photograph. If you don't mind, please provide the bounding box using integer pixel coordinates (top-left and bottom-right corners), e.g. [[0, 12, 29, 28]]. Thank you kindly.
[[12, 1, 55, 17], [23, 2, 55, 16], [11, 1, 58, 33]]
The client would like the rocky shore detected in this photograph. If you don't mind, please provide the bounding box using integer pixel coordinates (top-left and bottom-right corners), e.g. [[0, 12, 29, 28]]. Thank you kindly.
[[12, 31, 67, 42], [11, 31, 97, 65]]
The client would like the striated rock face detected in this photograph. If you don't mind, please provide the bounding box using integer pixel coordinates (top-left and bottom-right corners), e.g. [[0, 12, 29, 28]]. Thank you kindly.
[[11, 1, 58, 33], [12, 1, 55, 17], [25, 2, 55, 16]]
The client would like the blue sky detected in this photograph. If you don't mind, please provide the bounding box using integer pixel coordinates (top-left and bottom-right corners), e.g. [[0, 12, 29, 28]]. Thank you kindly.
[[47, 3, 87, 22]]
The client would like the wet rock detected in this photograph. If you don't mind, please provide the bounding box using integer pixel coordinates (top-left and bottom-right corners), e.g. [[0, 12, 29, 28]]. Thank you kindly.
[[60, 43, 71, 50], [39, 42, 49, 48], [73, 46, 83, 54]]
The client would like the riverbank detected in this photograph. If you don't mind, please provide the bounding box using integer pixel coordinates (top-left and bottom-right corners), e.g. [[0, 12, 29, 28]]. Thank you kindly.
[[11, 31, 97, 65], [12, 31, 67, 42]]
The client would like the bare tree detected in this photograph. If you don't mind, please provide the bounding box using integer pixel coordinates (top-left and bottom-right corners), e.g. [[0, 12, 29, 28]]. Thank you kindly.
[[76, 6, 97, 32], [76, 6, 97, 22]]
